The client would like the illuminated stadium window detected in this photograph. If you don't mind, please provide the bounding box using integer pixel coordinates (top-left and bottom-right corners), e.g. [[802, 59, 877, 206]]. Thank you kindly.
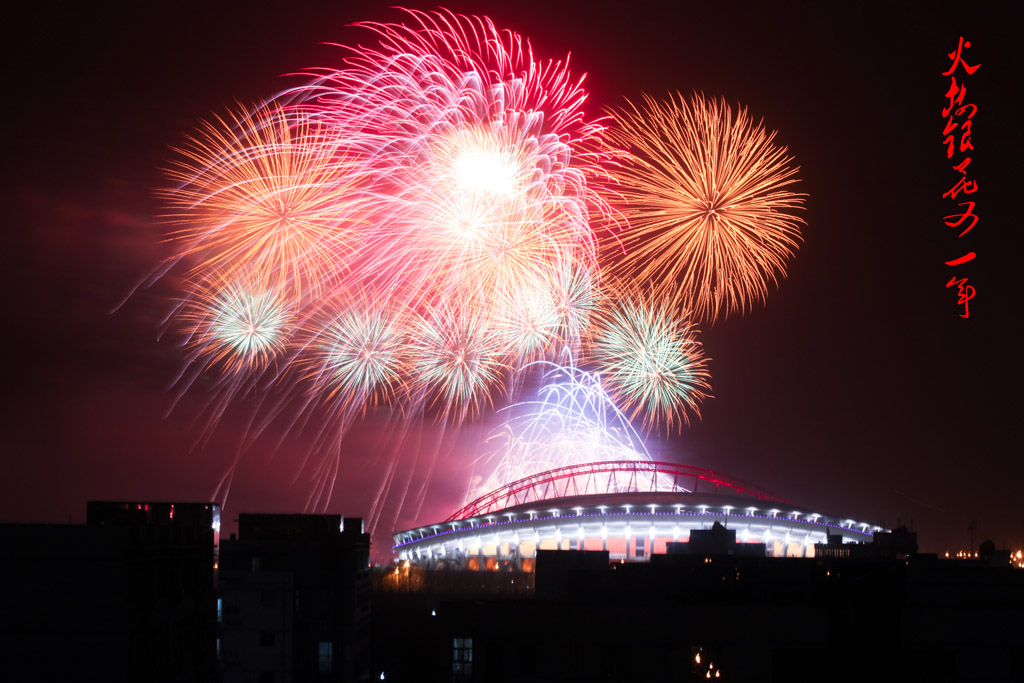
[[319, 641, 334, 674], [452, 637, 473, 681]]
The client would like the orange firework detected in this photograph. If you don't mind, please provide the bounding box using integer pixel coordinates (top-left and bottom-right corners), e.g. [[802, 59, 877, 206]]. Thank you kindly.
[[162, 103, 367, 305], [605, 93, 807, 324]]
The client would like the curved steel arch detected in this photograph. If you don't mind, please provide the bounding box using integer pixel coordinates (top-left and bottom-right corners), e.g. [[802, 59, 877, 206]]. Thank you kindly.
[[447, 460, 793, 521]]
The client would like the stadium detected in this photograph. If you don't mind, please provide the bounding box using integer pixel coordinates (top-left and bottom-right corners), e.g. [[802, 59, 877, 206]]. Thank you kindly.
[[393, 460, 882, 569]]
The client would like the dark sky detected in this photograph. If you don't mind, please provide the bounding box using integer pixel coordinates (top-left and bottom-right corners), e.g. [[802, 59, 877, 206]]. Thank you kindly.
[[3, 1, 1020, 558]]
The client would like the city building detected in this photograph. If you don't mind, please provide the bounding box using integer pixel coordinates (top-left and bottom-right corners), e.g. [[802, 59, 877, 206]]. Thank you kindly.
[[219, 513, 371, 683], [378, 461, 1024, 681], [0, 501, 220, 682]]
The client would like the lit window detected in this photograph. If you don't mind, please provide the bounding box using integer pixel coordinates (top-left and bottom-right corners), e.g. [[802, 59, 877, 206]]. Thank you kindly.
[[452, 637, 473, 681], [319, 641, 334, 674]]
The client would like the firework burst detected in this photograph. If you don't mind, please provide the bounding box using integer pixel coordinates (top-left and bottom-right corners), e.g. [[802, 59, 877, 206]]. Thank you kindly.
[[604, 92, 806, 323], [162, 103, 367, 305], [298, 293, 411, 418], [177, 270, 293, 374], [287, 8, 614, 329], [408, 303, 509, 423], [473, 362, 661, 500], [162, 9, 619, 430], [591, 290, 711, 431], [153, 10, 790, 519]]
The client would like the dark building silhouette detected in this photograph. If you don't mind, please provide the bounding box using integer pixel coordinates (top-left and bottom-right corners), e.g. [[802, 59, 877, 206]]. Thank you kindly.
[[219, 513, 371, 683], [380, 460, 1024, 681], [815, 525, 920, 560], [0, 501, 220, 682], [666, 520, 767, 557], [6, 494, 1020, 682], [372, 546, 1024, 682]]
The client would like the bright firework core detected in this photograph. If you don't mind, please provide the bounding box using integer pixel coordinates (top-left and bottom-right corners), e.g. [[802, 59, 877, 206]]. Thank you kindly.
[[452, 145, 521, 196], [152, 10, 825, 516], [210, 288, 289, 363], [605, 92, 806, 324]]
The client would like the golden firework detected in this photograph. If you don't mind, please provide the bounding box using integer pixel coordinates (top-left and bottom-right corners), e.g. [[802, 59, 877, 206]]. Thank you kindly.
[[605, 93, 806, 323]]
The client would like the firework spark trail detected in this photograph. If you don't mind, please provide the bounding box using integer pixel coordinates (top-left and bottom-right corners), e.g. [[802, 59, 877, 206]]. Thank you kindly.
[[235, 292, 414, 514], [299, 292, 411, 417], [604, 92, 806, 324], [407, 303, 509, 424], [472, 361, 665, 500], [157, 10, 619, 510], [152, 267, 298, 463], [151, 11, 802, 518], [284, 8, 615, 344], [590, 289, 711, 432], [176, 270, 293, 373], [162, 104, 369, 305]]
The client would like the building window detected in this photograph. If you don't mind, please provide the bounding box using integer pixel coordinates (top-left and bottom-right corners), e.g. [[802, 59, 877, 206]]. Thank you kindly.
[[318, 641, 334, 674], [217, 598, 223, 622], [260, 631, 275, 648], [452, 637, 473, 681]]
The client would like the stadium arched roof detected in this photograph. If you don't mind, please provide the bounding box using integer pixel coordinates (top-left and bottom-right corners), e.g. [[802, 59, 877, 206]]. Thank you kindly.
[[448, 460, 792, 521]]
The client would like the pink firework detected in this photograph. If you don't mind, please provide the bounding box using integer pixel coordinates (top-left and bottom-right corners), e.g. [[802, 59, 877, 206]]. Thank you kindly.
[[286, 9, 616, 331], [159, 9, 629, 514]]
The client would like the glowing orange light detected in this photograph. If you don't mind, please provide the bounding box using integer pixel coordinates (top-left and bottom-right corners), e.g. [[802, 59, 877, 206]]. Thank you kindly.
[[605, 93, 806, 324]]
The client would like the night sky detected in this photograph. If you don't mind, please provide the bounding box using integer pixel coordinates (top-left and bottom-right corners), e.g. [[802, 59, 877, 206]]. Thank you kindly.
[[4, 1, 1020, 559]]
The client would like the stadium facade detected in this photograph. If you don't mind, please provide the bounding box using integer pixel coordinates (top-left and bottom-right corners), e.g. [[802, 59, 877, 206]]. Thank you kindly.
[[393, 460, 881, 569]]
